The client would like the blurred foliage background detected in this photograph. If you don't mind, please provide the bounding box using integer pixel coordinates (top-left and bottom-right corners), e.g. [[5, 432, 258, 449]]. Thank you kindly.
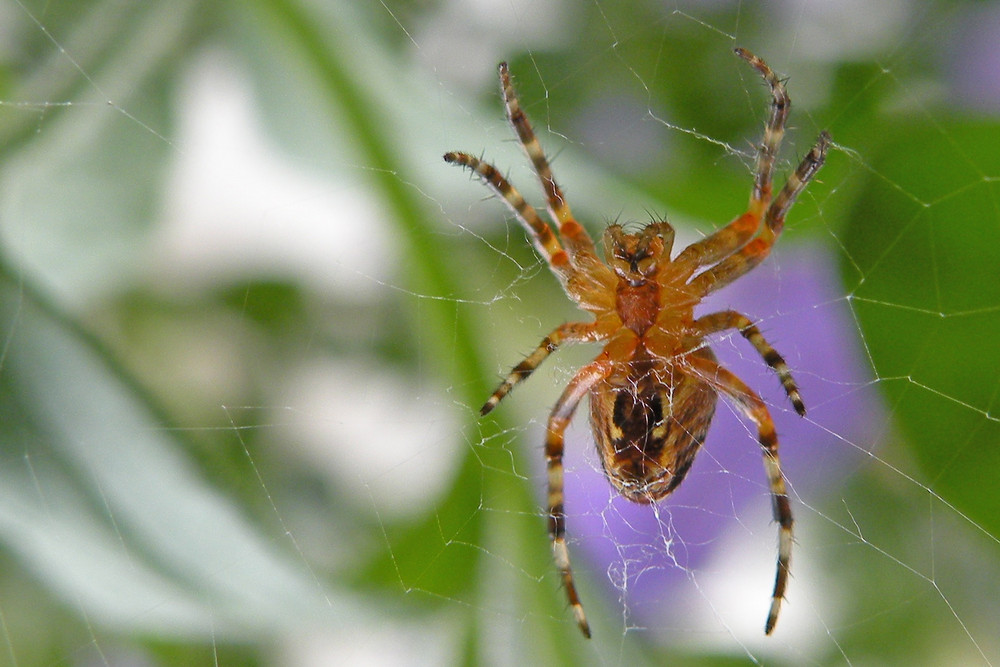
[[1, 0, 999, 665]]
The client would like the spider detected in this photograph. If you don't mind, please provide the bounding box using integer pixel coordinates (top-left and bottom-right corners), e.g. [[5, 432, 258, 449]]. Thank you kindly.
[[444, 48, 830, 638]]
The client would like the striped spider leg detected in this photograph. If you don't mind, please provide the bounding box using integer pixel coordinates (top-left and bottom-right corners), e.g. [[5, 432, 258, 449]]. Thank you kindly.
[[445, 61, 616, 638], [444, 48, 829, 638]]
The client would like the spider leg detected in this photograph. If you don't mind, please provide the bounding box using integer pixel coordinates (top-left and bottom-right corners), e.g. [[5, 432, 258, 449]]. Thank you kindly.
[[498, 63, 572, 225], [498, 62, 600, 262], [444, 151, 574, 284], [686, 354, 792, 635], [735, 47, 790, 221], [690, 311, 804, 415], [545, 355, 616, 638], [673, 49, 789, 273], [481, 321, 606, 415], [762, 130, 831, 240], [687, 131, 830, 296], [672, 210, 760, 275]]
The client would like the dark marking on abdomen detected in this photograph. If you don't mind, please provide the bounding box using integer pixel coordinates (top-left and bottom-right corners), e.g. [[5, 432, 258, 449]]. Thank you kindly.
[[590, 364, 718, 502]]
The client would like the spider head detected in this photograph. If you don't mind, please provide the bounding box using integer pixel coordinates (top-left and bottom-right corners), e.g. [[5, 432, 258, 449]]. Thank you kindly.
[[603, 222, 675, 285]]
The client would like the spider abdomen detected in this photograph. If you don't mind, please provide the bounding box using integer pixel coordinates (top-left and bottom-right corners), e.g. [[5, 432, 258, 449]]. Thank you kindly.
[[590, 351, 718, 503]]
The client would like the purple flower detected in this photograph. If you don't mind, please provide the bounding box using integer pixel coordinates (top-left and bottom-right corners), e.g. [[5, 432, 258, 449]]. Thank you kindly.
[[948, 5, 1000, 112]]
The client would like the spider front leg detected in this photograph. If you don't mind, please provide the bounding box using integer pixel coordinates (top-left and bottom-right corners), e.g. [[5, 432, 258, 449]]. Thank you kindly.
[[735, 47, 790, 221], [689, 131, 830, 296], [763, 130, 831, 238], [499, 62, 571, 224], [444, 151, 574, 285], [687, 354, 793, 635], [673, 48, 794, 273], [497, 62, 601, 263]]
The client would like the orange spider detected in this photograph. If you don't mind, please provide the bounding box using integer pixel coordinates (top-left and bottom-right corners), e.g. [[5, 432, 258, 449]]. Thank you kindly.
[[445, 48, 830, 638]]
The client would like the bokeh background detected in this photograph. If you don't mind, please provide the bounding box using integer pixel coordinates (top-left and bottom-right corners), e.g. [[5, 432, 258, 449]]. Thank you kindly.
[[1, 1, 999, 665]]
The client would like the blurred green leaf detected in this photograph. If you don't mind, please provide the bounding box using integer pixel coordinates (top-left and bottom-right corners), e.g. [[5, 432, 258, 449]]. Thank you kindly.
[[0, 260, 373, 637], [842, 120, 1000, 534], [238, 4, 598, 665]]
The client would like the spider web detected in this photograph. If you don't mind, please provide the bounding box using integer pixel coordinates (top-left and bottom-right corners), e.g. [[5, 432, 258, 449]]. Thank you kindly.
[[0, 1, 998, 665]]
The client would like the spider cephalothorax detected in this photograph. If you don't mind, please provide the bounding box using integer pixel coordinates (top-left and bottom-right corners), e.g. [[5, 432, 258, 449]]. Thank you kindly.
[[445, 48, 829, 638], [605, 223, 674, 284]]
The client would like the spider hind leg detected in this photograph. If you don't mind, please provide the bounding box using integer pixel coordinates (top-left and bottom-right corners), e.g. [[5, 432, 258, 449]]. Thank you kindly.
[[686, 354, 793, 635], [544, 358, 615, 638]]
